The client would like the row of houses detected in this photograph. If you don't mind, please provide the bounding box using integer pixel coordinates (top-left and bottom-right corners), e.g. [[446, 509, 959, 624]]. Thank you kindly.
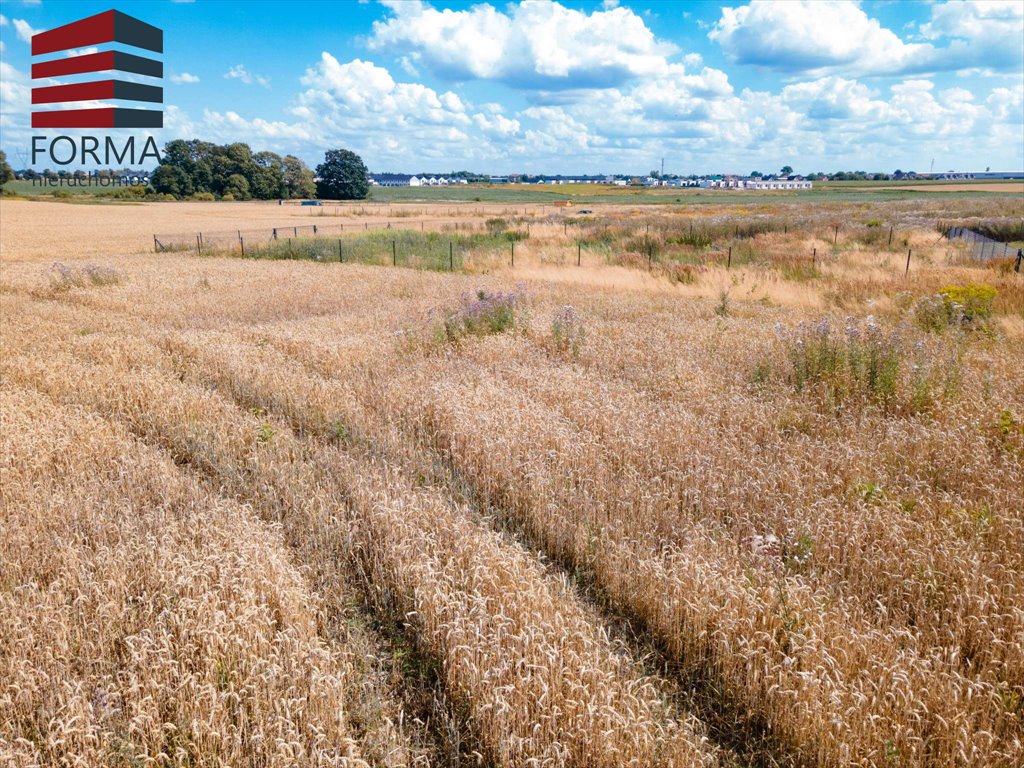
[[370, 174, 469, 187], [370, 172, 812, 190], [702, 176, 813, 189]]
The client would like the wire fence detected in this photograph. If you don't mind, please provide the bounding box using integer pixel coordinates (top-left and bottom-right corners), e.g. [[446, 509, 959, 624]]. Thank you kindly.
[[946, 227, 1021, 262], [153, 218, 492, 254]]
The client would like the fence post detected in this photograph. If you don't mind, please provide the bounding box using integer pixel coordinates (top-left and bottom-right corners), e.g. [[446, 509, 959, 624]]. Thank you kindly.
[[153, 235, 158, 253], [294, 227, 298, 237], [511, 240, 514, 268], [313, 224, 318, 235], [727, 246, 732, 269], [393, 240, 396, 266], [905, 249, 912, 276], [812, 247, 816, 266], [648, 242, 653, 269], [577, 241, 581, 267], [196, 234, 201, 254], [1015, 249, 1022, 273], [449, 241, 453, 271], [834, 225, 839, 244], [339, 240, 343, 263], [888, 226, 894, 246], [273, 228, 278, 240]]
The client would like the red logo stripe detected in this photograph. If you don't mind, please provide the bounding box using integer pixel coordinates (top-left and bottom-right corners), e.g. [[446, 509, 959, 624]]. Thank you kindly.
[[32, 80, 116, 105], [32, 107, 116, 128], [33, 51, 116, 79], [31, 10, 162, 56]]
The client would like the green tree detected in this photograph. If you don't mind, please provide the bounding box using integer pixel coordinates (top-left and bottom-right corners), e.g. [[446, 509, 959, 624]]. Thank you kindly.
[[315, 148, 369, 200], [750, 170, 763, 178], [0, 151, 14, 187], [151, 164, 194, 198], [223, 173, 251, 200], [780, 165, 793, 176], [282, 154, 315, 199]]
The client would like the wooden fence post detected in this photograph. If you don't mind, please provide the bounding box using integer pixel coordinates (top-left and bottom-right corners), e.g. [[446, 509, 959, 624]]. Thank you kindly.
[[888, 226, 894, 246], [905, 249, 912, 276], [393, 240, 396, 266], [449, 241, 453, 271], [833, 225, 839, 244], [727, 246, 732, 269], [153, 235, 158, 253], [577, 241, 581, 267], [196, 234, 201, 254], [511, 240, 514, 267], [339, 240, 343, 263]]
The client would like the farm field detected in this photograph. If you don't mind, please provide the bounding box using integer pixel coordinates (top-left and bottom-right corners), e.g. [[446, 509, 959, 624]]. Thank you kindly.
[[2, 192, 1023, 767]]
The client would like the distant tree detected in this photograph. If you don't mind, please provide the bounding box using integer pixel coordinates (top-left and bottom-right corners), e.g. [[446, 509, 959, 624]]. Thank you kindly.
[[282, 154, 315, 199], [750, 170, 763, 178], [151, 164, 194, 198], [315, 149, 369, 200], [0, 151, 14, 187], [223, 173, 251, 200], [780, 165, 793, 176]]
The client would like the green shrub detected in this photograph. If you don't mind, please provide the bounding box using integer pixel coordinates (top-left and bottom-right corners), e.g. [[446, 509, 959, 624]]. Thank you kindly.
[[914, 284, 997, 332], [938, 284, 996, 322], [190, 192, 216, 201]]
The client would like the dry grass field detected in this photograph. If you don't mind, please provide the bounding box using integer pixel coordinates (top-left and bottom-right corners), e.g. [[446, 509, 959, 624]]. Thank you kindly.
[[1, 193, 1022, 767]]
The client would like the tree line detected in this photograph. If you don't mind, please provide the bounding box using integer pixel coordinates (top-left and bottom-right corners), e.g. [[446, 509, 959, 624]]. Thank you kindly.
[[148, 140, 371, 201], [150, 140, 316, 200]]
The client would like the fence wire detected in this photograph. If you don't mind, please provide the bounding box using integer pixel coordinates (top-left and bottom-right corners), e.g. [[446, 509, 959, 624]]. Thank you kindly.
[[946, 227, 1019, 261], [153, 219, 491, 254]]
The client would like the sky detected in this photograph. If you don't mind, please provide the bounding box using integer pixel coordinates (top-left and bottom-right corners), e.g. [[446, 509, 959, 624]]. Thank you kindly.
[[1, 0, 1022, 174]]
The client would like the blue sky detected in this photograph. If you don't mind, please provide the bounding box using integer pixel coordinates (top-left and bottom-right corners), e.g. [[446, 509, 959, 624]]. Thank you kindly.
[[1, 0, 1022, 174]]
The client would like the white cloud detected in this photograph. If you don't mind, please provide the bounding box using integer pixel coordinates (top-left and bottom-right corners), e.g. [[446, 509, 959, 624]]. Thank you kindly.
[[709, 0, 1023, 76], [710, 1, 929, 76], [985, 85, 1024, 123], [0, 14, 8, 26], [921, 1, 1023, 42], [170, 72, 200, 84], [12, 18, 41, 43], [370, 0, 677, 89], [224, 64, 270, 88], [203, 109, 312, 141], [64, 46, 99, 58]]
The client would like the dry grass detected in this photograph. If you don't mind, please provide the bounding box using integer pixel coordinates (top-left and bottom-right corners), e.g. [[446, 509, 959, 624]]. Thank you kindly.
[[1, 196, 1022, 766]]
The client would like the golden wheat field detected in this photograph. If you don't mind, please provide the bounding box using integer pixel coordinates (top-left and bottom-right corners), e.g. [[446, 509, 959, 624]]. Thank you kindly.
[[1, 194, 1023, 767]]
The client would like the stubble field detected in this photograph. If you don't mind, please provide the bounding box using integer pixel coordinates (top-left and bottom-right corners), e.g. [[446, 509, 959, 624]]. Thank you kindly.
[[1, 192, 1022, 767]]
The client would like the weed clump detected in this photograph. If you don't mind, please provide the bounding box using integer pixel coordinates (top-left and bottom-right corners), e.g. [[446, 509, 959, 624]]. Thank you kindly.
[[46, 262, 122, 292], [434, 287, 524, 344], [913, 283, 997, 333], [765, 316, 961, 412], [550, 305, 585, 359]]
